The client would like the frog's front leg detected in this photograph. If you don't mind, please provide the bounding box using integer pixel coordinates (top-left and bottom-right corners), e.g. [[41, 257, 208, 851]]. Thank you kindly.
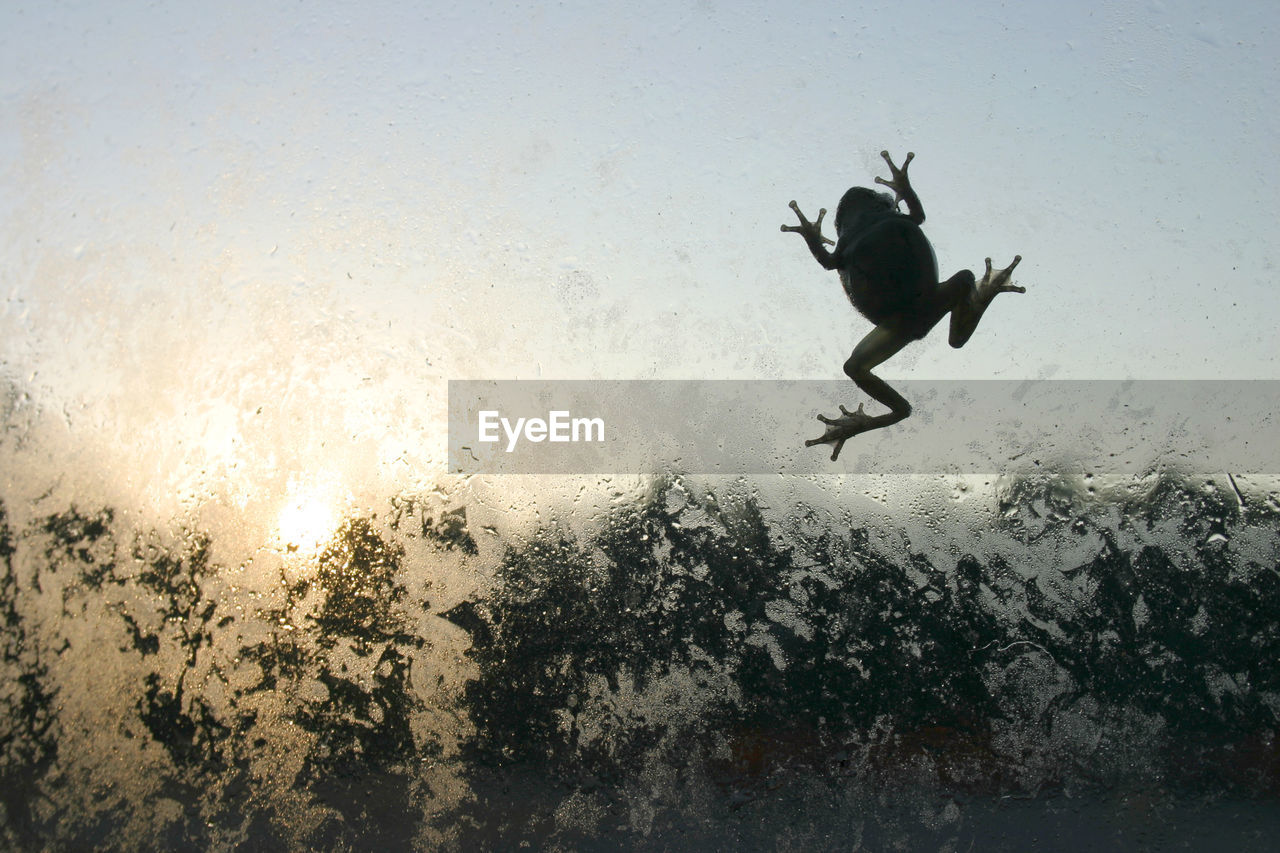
[[781, 200, 837, 269], [873, 149, 915, 206]]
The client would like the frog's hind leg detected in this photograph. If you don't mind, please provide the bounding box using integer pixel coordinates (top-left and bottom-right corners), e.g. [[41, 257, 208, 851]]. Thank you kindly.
[[806, 325, 915, 461], [948, 256, 1025, 348]]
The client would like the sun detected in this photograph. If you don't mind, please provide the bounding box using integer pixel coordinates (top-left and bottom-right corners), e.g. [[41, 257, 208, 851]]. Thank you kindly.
[[277, 478, 340, 553]]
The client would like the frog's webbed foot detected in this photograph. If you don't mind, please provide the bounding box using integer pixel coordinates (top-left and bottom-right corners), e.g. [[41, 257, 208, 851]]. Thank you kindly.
[[873, 150, 915, 208], [976, 255, 1026, 300], [949, 255, 1025, 348], [805, 403, 881, 462], [780, 200, 836, 247]]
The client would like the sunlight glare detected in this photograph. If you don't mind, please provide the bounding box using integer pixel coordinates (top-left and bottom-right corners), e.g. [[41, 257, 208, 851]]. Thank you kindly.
[[277, 477, 341, 553]]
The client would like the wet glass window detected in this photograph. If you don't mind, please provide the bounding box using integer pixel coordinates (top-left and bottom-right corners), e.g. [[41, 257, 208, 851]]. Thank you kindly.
[[2, 2, 1278, 849]]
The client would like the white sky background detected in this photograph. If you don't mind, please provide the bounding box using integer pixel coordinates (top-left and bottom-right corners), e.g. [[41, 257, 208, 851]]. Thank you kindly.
[[1, 0, 1277, 515]]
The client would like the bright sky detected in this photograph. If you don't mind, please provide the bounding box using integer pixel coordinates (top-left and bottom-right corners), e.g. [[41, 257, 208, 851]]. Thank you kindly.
[[1, 0, 1277, 511]]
